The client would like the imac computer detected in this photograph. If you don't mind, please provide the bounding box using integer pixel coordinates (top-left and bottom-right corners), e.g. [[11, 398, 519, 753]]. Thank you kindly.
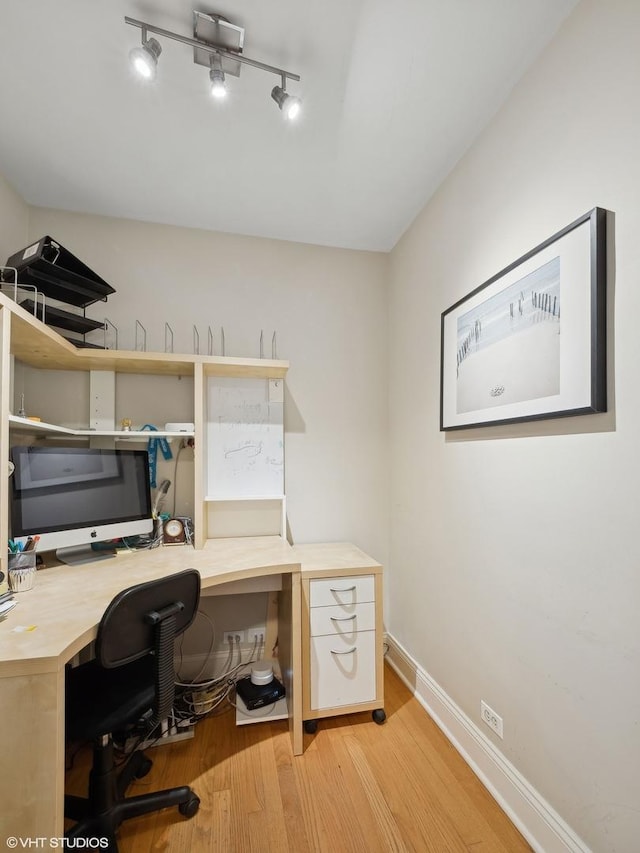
[[10, 445, 154, 565]]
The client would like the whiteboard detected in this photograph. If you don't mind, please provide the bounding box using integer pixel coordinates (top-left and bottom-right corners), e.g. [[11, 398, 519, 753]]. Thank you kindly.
[[206, 377, 284, 499]]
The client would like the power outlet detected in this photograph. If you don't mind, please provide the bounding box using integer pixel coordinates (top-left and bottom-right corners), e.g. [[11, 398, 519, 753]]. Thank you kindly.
[[249, 625, 266, 644], [223, 630, 246, 645], [480, 700, 504, 738]]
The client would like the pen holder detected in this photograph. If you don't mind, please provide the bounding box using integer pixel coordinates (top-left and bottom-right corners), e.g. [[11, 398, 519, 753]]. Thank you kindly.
[[8, 552, 37, 592]]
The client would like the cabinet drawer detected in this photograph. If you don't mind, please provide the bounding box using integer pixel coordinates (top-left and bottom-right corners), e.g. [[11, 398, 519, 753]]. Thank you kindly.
[[310, 630, 377, 710], [309, 601, 376, 638], [309, 574, 375, 608]]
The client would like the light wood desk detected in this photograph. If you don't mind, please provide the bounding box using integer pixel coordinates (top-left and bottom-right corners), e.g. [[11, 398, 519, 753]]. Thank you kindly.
[[0, 536, 302, 842]]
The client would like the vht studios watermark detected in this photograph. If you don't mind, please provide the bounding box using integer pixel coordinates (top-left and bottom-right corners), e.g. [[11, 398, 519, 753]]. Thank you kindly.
[[5, 839, 109, 849]]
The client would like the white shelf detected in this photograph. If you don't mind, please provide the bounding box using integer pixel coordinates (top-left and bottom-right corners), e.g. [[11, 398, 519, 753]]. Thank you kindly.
[[9, 415, 76, 434], [9, 415, 194, 440], [204, 495, 285, 502], [81, 430, 194, 439], [234, 692, 289, 726]]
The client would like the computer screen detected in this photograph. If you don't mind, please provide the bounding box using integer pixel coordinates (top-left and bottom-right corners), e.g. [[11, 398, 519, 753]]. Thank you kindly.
[[10, 445, 153, 564]]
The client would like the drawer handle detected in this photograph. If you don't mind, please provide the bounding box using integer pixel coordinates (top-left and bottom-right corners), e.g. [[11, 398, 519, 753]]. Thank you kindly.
[[330, 585, 356, 593], [330, 614, 357, 622], [331, 647, 357, 655]]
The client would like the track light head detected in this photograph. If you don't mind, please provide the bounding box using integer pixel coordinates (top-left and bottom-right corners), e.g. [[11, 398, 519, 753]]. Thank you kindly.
[[210, 69, 227, 99], [209, 53, 227, 100], [271, 85, 302, 121], [129, 36, 162, 80]]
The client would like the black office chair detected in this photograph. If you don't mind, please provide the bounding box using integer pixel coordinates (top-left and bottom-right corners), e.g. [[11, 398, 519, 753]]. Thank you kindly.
[[64, 569, 201, 850]]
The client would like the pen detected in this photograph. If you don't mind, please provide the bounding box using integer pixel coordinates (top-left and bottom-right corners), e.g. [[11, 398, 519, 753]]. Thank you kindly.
[[24, 536, 39, 552]]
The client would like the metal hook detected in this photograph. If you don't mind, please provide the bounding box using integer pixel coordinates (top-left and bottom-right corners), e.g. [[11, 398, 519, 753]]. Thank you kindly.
[[135, 320, 147, 352], [165, 323, 174, 353], [104, 317, 119, 350]]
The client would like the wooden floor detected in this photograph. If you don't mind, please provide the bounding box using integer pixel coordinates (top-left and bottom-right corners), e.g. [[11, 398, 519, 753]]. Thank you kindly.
[[65, 664, 532, 852]]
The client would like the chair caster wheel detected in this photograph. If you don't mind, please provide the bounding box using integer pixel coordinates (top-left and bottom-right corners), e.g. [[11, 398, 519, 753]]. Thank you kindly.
[[372, 709, 386, 725], [304, 720, 318, 734], [179, 794, 200, 818], [136, 756, 153, 778]]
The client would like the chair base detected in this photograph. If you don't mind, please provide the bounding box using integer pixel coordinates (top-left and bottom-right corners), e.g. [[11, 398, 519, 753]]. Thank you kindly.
[[65, 736, 199, 852]]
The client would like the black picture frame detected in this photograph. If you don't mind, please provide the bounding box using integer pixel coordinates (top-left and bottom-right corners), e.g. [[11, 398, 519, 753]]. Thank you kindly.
[[440, 207, 607, 431]]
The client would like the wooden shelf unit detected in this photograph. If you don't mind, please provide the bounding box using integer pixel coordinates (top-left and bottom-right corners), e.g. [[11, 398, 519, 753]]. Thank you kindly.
[[0, 291, 289, 571], [3, 292, 288, 378]]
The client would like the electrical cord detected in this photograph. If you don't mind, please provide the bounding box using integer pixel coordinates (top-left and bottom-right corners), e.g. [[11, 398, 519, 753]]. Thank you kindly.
[[175, 608, 216, 684], [112, 633, 273, 747], [175, 637, 259, 691], [173, 634, 265, 726], [99, 630, 266, 761], [171, 443, 188, 517], [173, 636, 241, 724], [111, 715, 164, 763]]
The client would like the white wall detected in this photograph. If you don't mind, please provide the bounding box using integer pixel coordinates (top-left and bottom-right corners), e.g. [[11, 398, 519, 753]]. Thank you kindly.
[[388, 1, 640, 850], [24, 207, 390, 561], [0, 173, 28, 268]]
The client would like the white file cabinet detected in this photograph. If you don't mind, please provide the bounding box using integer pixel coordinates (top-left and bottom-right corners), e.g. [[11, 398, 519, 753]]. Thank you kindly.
[[295, 543, 385, 734]]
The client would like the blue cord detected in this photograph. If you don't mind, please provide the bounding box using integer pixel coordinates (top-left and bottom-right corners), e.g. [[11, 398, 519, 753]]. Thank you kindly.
[[139, 424, 173, 488]]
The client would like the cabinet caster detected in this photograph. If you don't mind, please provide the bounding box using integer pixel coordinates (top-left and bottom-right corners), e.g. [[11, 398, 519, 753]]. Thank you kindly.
[[372, 709, 386, 725], [304, 720, 318, 735], [179, 793, 200, 818]]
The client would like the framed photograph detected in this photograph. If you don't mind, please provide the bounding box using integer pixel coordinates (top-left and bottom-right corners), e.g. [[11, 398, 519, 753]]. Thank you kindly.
[[440, 207, 607, 431]]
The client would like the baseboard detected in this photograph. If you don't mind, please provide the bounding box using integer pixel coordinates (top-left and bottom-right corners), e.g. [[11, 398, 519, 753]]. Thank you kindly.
[[384, 633, 590, 853]]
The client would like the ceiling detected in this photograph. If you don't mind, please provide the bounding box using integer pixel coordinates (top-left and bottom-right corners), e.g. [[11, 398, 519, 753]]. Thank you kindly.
[[0, 0, 579, 252]]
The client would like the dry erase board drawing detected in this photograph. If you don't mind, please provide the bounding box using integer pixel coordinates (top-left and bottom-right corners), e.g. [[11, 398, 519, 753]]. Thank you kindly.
[[207, 377, 284, 498]]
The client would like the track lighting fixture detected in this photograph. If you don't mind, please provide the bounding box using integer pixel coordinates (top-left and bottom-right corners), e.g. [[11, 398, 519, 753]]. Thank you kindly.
[[129, 34, 162, 80], [125, 11, 302, 119]]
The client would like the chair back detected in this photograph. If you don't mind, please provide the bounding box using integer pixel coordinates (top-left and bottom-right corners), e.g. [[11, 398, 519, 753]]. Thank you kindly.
[[96, 569, 200, 724]]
